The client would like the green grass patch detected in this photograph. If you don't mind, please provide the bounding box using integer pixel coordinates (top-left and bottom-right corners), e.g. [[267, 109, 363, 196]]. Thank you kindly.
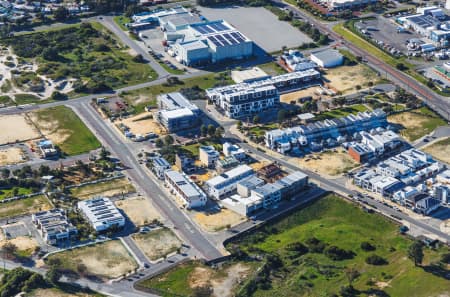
[[14, 94, 41, 105], [0, 95, 13, 106], [180, 140, 223, 157], [249, 123, 279, 137], [0, 195, 51, 219], [257, 61, 287, 76], [0, 187, 33, 200], [31, 106, 101, 155], [113, 15, 131, 32], [315, 104, 369, 121], [230, 195, 450, 297]]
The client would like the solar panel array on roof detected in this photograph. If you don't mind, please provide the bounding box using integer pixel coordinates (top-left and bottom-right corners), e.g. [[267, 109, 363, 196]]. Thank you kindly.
[[208, 36, 221, 47], [209, 22, 228, 32], [231, 32, 245, 42], [223, 33, 238, 45]]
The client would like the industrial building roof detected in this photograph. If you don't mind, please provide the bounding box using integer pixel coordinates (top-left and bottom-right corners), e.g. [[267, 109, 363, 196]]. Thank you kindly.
[[189, 20, 251, 47], [310, 49, 343, 66], [179, 39, 209, 51], [158, 92, 199, 111], [406, 14, 440, 29], [159, 107, 195, 120], [78, 197, 124, 229], [231, 67, 270, 83]]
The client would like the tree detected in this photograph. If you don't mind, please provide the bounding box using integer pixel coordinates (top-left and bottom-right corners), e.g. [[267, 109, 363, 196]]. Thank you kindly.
[[355, 85, 362, 91], [155, 138, 164, 148], [164, 135, 174, 146], [214, 127, 224, 139], [53, 6, 69, 21], [132, 54, 145, 63], [360, 241, 376, 251], [396, 63, 407, 71], [51, 91, 68, 101], [440, 253, 450, 264], [192, 285, 213, 297], [236, 120, 242, 129], [200, 124, 207, 137], [1, 168, 10, 179], [207, 124, 216, 137], [427, 78, 434, 88], [408, 241, 424, 266], [252, 115, 260, 124], [99, 147, 111, 160], [344, 267, 360, 288], [365, 254, 388, 265], [1, 242, 18, 259], [76, 263, 88, 276], [45, 267, 61, 285]]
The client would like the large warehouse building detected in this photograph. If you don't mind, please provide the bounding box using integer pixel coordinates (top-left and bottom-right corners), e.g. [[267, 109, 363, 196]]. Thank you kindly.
[[168, 20, 254, 66]]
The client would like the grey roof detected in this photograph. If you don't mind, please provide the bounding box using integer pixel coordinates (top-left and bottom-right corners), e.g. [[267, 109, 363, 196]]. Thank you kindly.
[[238, 176, 264, 189], [158, 92, 199, 112], [253, 183, 280, 197], [168, 14, 202, 27], [165, 170, 202, 198], [153, 157, 171, 168], [311, 49, 343, 65]]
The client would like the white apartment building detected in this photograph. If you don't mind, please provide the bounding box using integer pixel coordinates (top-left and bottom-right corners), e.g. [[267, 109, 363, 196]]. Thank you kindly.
[[78, 197, 125, 233], [205, 165, 255, 199], [199, 145, 220, 168], [165, 170, 207, 208]]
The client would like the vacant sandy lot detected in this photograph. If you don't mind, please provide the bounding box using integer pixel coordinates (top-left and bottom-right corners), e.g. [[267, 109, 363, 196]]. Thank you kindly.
[[296, 149, 358, 177], [0, 236, 38, 254], [0, 147, 26, 165], [28, 112, 70, 144], [194, 209, 246, 232], [28, 288, 99, 297], [188, 263, 252, 297], [117, 112, 166, 135], [323, 64, 376, 94], [115, 197, 161, 226], [70, 177, 136, 200], [132, 228, 181, 261], [0, 114, 40, 145], [280, 87, 320, 104], [48, 240, 137, 279], [423, 138, 450, 164]]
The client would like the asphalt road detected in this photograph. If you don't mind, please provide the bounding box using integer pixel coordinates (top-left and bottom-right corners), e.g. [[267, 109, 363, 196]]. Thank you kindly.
[[273, 0, 450, 122], [69, 100, 222, 260]]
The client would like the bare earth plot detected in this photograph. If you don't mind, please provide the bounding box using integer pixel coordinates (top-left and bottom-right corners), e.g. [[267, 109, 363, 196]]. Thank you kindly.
[[323, 64, 377, 94], [0, 147, 27, 166], [280, 87, 321, 104], [0, 195, 52, 220], [115, 196, 162, 226], [198, 6, 312, 52], [69, 177, 136, 200], [0, 114, 40, 145], [27, 288, 101, 297], [296, 149, 358, 177], [117, 112, 166, 135], [132, 228, 181, 261], [47, 240, 137, 279], [423, 137, 450, 164], [193, 209, 246, 232], [0, 236, 38, 257]]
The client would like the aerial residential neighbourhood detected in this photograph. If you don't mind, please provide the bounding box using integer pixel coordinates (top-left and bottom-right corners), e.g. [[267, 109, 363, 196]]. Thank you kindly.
[[1, 0, 450, 296]]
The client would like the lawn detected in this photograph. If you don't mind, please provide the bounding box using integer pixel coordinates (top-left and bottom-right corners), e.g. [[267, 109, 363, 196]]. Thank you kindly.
[[1, 22, 157, 94], [388, 107, 447, 141], [256, 62, 287, 76], [0, 195, 52, 220], [121, 72, 232, 113], [113, 15, 131, 32], [14, 94, 42, 105], [69, 177, 136, 200], [0, 95, 13, 106], [46, 240, 137, 279], [30, 106, 101, 156], [181, 140, 223, 158], [132, 228, 181, 261], [314, 104, 369, 121], [0, 187, 33, 200], [249, 123, 279, 137], [229, 195, 450, 297]]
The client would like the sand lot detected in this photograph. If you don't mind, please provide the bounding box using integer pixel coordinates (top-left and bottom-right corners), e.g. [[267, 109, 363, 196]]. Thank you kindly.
[[70, 177, 136, 200], [0, 114, 40, 145], [280, 87, 321, 104], [117, 112, 166, 135], [0, 236, 38, 255], [188, 263, 252, 297], [47, 240, 137, 279], [132, 228, 181, 261], [194, 209, 246, 232], [115, 196, 161, 226], [28, 288, 99, 297], [0, 147, 26, 165], [423, 138, 450, 164], [323, 65, 376, 94], [28, 112, 70, 144], [296, 149, 358, 176]]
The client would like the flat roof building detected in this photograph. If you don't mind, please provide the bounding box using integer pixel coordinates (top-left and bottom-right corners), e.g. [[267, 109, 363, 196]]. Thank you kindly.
[[78, 197, 125, 233], [156, 92, 201, 133], [152, 157, 171, 180], [205, 165, 255, 199], [310, 49, 344, 68], [32, 209, 77, 245], [165, 170, 207, 208], [199, 145, 220, 168], [231, 67, 270, 84]]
